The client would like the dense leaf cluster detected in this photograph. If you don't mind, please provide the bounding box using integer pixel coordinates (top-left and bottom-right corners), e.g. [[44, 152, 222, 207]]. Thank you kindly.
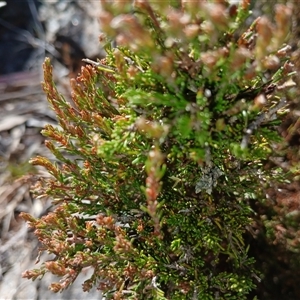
[[21, 1, 295, 299]]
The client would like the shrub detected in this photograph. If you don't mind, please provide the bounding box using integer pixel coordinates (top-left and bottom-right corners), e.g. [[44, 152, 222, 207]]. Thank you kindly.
[[248, 2, 300, 298], [21, 1, 295, 299]]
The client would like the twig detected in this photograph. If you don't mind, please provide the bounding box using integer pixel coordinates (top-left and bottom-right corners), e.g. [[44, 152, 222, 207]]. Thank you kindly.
[[82, 58, 115, 72], [241, 98, 288, 149]]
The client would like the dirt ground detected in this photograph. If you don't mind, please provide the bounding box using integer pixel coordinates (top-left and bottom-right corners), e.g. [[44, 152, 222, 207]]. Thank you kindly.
[[0, 1, 104, 299]]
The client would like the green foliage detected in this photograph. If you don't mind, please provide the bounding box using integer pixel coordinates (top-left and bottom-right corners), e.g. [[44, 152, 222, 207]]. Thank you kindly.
[[21, 1, 294, 299]]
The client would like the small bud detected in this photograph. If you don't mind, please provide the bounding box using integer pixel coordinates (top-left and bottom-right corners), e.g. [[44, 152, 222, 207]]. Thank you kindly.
[[241, 0, 251, 10], [205, 3, 229, 30], [201, 47, 229, 71], [113, 48, 126, 73], [152, 55, 174, 78], [253, 94, 267, 110], [273, 4, 292, 48], [256, 17, 273, 57], [230, 47, 251, 71], [184, 24, 200, 39], [263, 55, 280, 70]]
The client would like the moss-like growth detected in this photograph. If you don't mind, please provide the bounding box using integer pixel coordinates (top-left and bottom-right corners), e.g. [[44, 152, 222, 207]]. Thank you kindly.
[[21, 1, 295, 299]]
